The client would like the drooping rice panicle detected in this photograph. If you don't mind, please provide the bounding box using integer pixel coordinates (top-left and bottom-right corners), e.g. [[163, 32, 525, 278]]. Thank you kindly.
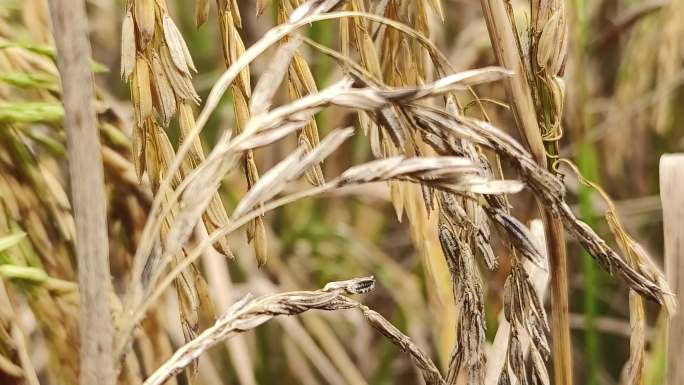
[[214, 0, 269, 266], [122, 0, 218, 373]]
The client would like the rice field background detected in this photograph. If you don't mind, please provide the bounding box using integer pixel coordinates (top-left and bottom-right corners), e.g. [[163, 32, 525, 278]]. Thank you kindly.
[[0, 1, 682, 385]]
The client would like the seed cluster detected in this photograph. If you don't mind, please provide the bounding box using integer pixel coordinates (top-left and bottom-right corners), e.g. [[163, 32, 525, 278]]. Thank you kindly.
[[122, 0, 220, 369]]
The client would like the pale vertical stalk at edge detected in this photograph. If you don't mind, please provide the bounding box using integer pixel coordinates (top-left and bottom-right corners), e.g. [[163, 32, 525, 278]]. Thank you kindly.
[[46, 1, 114, 385], [660, 155, 684, 385], [479, 2, 573, 385]]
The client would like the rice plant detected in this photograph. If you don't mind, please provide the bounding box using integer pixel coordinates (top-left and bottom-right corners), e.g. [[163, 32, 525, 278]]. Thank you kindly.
[[0, 1, 682, 385]]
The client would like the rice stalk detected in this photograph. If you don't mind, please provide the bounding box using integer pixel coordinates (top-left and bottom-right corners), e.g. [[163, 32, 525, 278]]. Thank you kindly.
[[107, 4, 676, 385], [528, 1, 574, 383], [124, 9, 508, 294], [479, 1, 573, 383], [131, 138, 517, 357], [127, 15, 670, 385], [0, 1, 673, 384]]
